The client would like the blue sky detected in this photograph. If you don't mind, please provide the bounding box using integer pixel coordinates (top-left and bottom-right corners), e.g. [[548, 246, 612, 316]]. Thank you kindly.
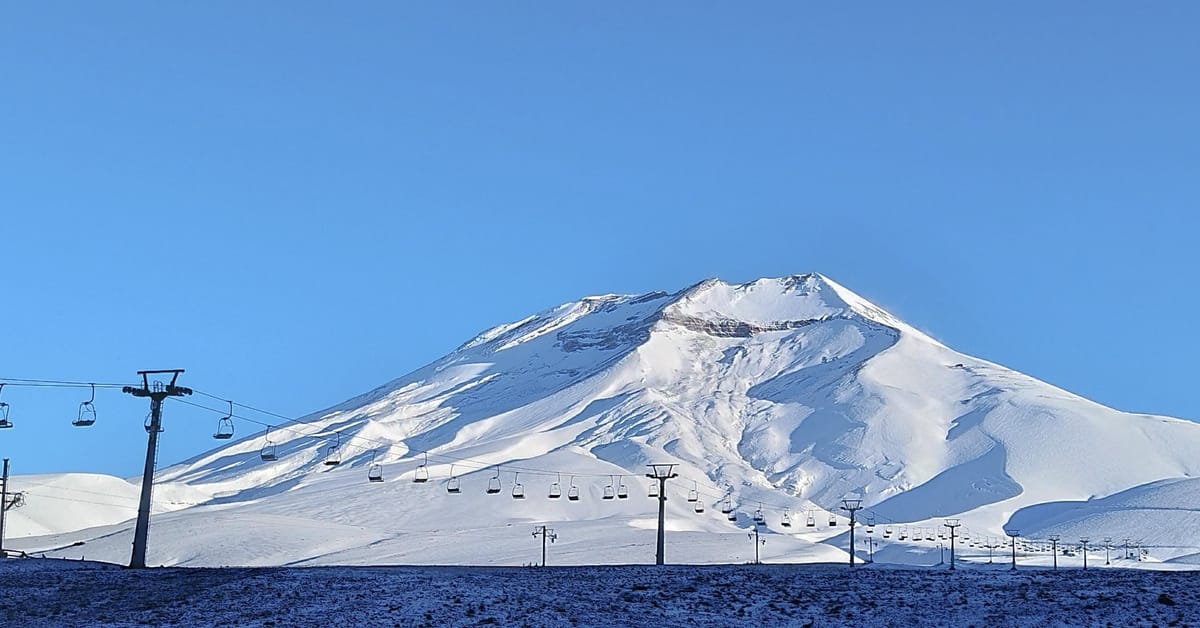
[[2, 3, 1198, 475]]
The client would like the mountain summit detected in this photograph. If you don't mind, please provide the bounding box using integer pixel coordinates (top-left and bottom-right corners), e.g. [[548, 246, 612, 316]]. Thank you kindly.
[[12, 274, 1200, 566]]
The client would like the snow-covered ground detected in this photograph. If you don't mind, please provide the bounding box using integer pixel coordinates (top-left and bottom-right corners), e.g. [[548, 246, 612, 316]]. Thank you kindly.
[[2, 558, 1198, 627], [6, 273, 1200, 568]]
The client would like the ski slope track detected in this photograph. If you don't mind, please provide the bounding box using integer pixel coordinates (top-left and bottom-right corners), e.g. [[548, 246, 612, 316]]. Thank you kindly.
[[8, 273, 1200, 568]]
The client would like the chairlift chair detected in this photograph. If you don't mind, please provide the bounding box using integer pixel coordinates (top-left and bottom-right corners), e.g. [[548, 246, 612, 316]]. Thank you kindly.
[[806, 511, 816, 528], [486, 467, 502, 494], [687, 481, 698, 503], [446, 465, 462, 494], [753, 505, 766, 526], [647, 481, 658, 498], [368, 450, 384, 483], [726, 510, 737, 522], [413, 452, 430, 483], [567, 476, 580, 501], [694, 500, 705, 514], [616, 477, 629, 499], [0, 384, 12, 429], [260, 427, 278, 461], [549, 474, 562, 499], [781, 509, 792, 528], [720, 496, 734, 515], [829, 513, 837, 527], [213, 401, 235, 439], [511, 472, 525, 499], [602, 476, 616, 500], [323, 433, 342, 466], [72, 383, 97, 427]]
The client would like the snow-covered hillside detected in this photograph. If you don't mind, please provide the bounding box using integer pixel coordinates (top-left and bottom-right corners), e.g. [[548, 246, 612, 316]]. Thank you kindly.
[[8, 273, 1200, 567]]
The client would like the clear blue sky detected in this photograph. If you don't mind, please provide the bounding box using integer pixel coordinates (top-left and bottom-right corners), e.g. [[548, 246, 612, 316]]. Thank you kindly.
[[2, 3, 1197, 475]]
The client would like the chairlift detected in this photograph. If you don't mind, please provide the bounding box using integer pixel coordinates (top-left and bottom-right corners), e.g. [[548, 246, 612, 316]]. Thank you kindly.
[[368, 450, 384, 483], [866, 515, 876, 534], [726, 509, 737, 522], [213, 401, 235, 439], [413, 452, 430, 483], [323, 432, 342, 466], [260, 427, 278, 461], [781, 509, 792, 528], [72, 383, 97, 427], [720, 496, 734, 515], [511, 472, 525, 499], [549, 473, 562, 499], [0, 384, 10, 429], [925, 530, 935, 541], [647, 481, 658, 498], [143, 411, 162, 433], [486, 466, 502, 494], [828, 513, 837, 527], [687, 481, 698, 503], [602, 476, 616, 500], [806, 511, 816, 528], [753, 505, 766, 526], [884, 526, 893, 538], [899, 527, 908, 541], [567, 476, 580, 501], [616, 476, 629, 499], [446, 464, 461, 494], [694, 499, 705, 514]]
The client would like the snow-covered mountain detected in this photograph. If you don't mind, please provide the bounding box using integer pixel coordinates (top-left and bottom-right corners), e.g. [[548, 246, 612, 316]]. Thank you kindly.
[[8, 273, 1200, 567]]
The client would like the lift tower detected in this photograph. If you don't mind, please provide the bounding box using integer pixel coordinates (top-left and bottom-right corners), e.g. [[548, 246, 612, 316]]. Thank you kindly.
[[123, 370, 191, 569]]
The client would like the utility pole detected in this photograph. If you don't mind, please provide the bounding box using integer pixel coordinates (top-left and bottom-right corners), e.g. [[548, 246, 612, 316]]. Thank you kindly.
[[123, 370, 191, 569], [645, 464, 677, 566], [0, 459, 9, 557], [1007, 530, 1020, 571], [531, 525, 556, 567], [1048, 535, 1060, 571], [840, 499, 863, 568], [1080, 538, 1089, 570], [944, 519, 961, 570], [1104, 537, 1112, 566], [747, 521, 766, 565]]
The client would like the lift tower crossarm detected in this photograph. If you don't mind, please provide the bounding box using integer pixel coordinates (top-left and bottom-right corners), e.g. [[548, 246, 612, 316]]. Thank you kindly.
[[123, 369, 191, 569]]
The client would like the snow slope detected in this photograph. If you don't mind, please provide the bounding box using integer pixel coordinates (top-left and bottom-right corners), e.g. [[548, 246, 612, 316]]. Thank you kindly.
[[7, 273, 1200, 567]]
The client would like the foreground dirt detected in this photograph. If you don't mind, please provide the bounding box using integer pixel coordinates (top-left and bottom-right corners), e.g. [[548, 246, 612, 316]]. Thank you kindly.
[[2, 559, 1198, 627]]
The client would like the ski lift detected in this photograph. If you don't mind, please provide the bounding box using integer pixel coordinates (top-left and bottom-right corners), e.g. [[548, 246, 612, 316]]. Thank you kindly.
[[720, 495, 734, 515], [486, 466, 502, 494], [323, 433, 341, 466], [143, 411, 162, 433], [0, 384, 10, 429], [726, 509, 737, 522], [444, 464, 461, 493], [806, 511, 816, 528], [687, 481, 698, 503], [884, 526, 893, 538], [567, 476, 580, 501], [616, 476, 629, 499], [260, 427, 278, 461], [694, 499, 705, 514], [413, 452, 429, 483], [213, 401, 234, 439], [925, 530, 935, 541], [781, 509, 792, 528], [866, 516, 876, 535], [828, 513, 837, 527], [368, 450, 384, 483], [899, 528, 908, 541], [72, 383, 97, 427], [753, 505, 766, 526], [549, 473, 562, 499], [648, 481, 659, 498], [602, 476, 616, 500], [511, 472, 525, 499]]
